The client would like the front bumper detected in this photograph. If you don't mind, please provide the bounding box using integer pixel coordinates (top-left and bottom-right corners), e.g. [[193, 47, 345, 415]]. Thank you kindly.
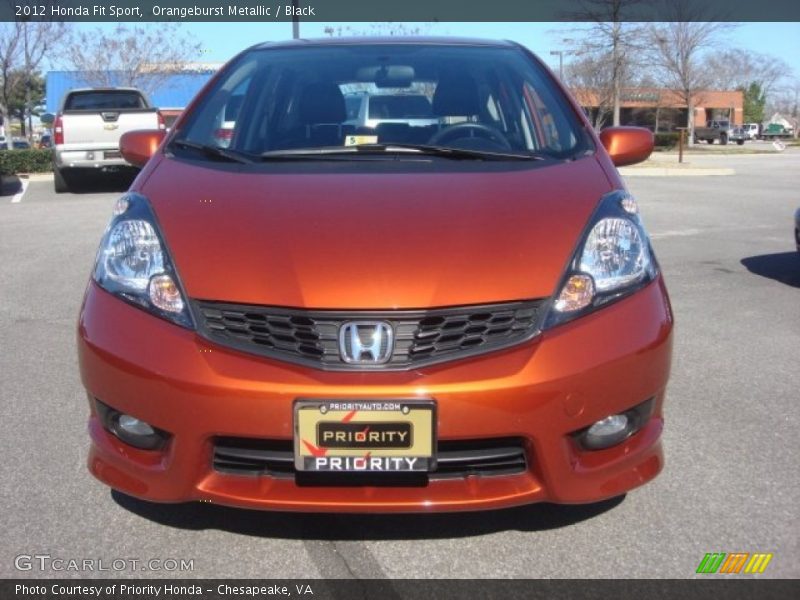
[[78, 278, 673, 513]]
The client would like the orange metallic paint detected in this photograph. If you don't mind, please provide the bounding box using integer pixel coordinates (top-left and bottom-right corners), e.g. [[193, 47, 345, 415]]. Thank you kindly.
[[598, 127, 655, 168], [140, 155, 613, 309], [119, 129, 167, 168], [78, 274, 672, 512]]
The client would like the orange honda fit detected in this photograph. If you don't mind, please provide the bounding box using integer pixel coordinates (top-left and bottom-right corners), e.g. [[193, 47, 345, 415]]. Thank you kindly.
[[78, 38, 672, 512]]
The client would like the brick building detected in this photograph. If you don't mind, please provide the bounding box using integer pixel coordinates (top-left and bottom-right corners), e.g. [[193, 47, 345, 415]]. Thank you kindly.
[[572, 88, 745, 131]]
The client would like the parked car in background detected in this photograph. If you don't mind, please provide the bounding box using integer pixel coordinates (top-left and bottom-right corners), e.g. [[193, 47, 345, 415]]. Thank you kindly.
[[693, 120, 737, 145], [0, 137, 32, 150], [79, 37, 673, 514], [52, 87, 165, 193], [728, 127, 748, 145], [742, 123, 760, 140], [212, 94, 243, 148], [760, 123, 793, 140], [343, 91, 441, 139]]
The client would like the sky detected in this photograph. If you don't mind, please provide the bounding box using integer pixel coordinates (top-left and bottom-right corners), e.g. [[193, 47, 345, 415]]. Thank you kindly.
[[63, 21, 800, 81]]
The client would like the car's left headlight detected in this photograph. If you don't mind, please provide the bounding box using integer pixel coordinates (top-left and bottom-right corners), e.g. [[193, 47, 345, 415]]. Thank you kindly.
[[93, 192, 194, 329], [544, 189, 657, 328]]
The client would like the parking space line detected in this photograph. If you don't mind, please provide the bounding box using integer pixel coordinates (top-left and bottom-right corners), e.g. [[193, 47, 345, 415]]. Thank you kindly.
[[650, 224, 779, 239], [11, 179, 29, 203]]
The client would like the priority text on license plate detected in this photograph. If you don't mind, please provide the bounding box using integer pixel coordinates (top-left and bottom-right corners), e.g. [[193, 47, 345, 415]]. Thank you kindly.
[[293, 399, 436, 472]]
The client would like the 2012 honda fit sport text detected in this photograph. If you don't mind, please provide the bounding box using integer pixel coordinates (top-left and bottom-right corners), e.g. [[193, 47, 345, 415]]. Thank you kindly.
[[78, 38, 673, 512]]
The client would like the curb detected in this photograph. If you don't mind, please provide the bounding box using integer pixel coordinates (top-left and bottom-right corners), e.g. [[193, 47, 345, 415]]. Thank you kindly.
[[619, 167, 735, 177], [17, 172, 54, 182]]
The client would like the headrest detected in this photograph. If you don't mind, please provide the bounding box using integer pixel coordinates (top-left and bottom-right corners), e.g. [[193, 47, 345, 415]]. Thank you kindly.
[[432, 73, 481, 116], [298, 82, 346, 124]]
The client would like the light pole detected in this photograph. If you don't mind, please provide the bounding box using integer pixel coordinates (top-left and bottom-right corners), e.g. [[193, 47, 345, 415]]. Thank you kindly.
[[292, 0, 299, 39], [549, 50, 564, 80]]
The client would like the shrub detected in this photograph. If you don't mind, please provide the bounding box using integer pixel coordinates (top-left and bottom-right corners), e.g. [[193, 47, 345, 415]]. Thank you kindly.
[[653, 133, 680, 149], [0, 149, 53, 176]]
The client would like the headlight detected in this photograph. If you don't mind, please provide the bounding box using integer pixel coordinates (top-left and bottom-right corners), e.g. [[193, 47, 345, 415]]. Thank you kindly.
[[93, 193, 193, 328], [545, 190, 657, 328], [579, 217, 648, 292]]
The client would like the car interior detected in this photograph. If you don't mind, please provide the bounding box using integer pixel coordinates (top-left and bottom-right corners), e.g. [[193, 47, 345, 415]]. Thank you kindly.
[[183, 45, 582, 158]]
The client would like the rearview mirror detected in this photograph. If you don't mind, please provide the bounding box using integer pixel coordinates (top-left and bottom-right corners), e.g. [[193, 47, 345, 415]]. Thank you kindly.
[[599, 127, 654, 167], [119, 129, 166, 168], [356, 65, 415, 88]]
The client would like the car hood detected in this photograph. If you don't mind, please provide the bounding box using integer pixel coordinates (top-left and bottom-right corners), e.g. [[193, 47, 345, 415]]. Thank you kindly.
[[142, 156, 612, 309]]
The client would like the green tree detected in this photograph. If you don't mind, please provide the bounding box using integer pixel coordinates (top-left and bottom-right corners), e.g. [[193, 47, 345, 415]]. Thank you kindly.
[[6, 70, 45, 136], [742, 82, 766, 124]]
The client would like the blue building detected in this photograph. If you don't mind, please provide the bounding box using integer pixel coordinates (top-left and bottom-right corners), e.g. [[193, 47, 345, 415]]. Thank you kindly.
[[45, 69, 220, 122]]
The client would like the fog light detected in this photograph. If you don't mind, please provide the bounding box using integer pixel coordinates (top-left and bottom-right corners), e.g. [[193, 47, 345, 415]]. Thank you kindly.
[[573, 397, 655, 451], [94, 398, 169, 450], [118, 415, 155, 437], [584, 414, 630, 449]]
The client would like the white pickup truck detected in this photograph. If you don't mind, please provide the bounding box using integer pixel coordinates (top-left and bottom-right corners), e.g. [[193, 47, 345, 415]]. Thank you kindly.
[[52, 88, 164, 193]]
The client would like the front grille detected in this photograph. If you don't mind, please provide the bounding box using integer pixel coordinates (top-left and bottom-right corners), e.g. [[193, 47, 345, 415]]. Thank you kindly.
[[194, 299, 545, 370], [212, 437, 528, 481]]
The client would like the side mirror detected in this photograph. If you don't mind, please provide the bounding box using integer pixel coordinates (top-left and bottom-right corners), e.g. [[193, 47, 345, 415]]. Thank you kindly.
[[119, 129, 166, 167], [599, 127, 654, 167], [40, 113, 55, 125]]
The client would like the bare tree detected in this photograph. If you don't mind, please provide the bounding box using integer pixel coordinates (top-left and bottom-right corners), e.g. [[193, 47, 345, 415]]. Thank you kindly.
[[63, 24, 203, 98], [647, 2, 733, 144], [767, 78, 800, 135], [705, 48, 789, 96], [559, 0, 649, 126], [0, 20, 66, 139], [0, 22, 22, 135], [323, 23, 433, 37], [563, 54, 615, 129]]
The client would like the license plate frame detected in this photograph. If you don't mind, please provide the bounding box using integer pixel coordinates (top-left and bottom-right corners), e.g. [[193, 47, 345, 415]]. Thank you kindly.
[[293, 399, 436, 473]]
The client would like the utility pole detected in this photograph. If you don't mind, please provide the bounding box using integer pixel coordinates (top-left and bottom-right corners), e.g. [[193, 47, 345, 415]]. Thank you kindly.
[[23, 23, 32, 140], [549, 50, 564, 80], [611, 20, 621, 127]]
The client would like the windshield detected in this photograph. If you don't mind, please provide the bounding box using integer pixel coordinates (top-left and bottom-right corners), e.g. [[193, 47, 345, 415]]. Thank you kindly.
[[175, 43, 590, 159]]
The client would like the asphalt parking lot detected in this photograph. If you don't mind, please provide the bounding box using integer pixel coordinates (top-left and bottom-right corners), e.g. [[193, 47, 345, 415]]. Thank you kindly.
[[0, 152, 798, 579]]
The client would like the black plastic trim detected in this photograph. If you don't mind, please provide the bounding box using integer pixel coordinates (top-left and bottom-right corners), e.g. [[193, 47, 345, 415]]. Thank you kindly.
[[192, 299, 545, 371], [212, 436, 528, 481]]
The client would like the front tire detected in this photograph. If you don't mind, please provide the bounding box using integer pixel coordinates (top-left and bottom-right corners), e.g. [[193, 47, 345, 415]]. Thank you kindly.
[[706, 139, 714, 144], [720, 134, 728, 145], [53, 166, 70, 194], [737, 139, 745, 146]]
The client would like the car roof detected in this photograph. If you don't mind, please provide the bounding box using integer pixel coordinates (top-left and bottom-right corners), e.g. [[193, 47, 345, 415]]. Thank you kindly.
[[65, 87, 144, 93], [252, 37, 517, 51]]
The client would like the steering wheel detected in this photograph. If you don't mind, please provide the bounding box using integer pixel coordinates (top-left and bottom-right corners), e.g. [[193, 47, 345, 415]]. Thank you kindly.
[[428, 122, 512, 150]]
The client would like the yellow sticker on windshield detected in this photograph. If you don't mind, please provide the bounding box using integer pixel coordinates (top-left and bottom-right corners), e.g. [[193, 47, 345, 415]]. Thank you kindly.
[[344, 135, 378, 146]]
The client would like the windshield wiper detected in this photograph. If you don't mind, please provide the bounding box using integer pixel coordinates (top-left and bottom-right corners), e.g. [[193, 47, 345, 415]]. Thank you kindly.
[[260, 144, 543, 161], [370, 143, 544, 161], [170, 139, 254, 164]]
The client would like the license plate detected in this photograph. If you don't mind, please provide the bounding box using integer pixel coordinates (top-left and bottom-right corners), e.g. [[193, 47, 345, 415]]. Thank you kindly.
[[294, 400, 436, 472]]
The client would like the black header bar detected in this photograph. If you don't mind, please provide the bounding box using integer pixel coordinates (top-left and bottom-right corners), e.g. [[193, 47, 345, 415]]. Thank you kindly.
[[2, 0, 800, 22], [3, 579, 800, 600]]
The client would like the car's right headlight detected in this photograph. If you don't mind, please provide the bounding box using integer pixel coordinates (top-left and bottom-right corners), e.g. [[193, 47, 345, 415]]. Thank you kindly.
[[544, 189, 658, 329], [93, 192, 194, 329]]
